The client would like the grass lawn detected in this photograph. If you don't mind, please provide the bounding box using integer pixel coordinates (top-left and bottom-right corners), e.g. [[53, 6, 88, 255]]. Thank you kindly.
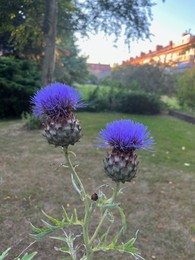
[[76, 84, 111, 99], [0, 112, 195, 259]]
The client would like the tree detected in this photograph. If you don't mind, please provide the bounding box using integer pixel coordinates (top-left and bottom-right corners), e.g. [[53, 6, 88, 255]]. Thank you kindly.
[[177, 67, 195, 108], [54, 35, 89, 85], [42, 0, 58, 86], [0, 0, 44, 58], [0, 57, 40, 117], [111, 64, 176, 95], [0, 0, 155, 86]]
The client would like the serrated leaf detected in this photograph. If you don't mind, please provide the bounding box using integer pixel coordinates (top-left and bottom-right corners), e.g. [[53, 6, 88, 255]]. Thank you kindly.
[[41, 219, 56, 230], [30, 230, 51, 239], [0, 248, 11, 260], [73, 208, 78, 221], [102, 203, 118, 209], [106, 211, 115, 223], [123, 237, 137, 248], [21, 252, 37, 260], [100, 226, 111, 245], [50, 236, 67, 242], [41, 211, 64, 227], [71, 174, 81, 196], [62, 206, 70, 222], [30, 223, 45, 234], [80, 256, 87, 260], [109, 229, 121, 247], [56, 247, 71, 255], [30, 221, 60, 240], [93, 232, 141, 258], [98, 190, 107, 200], [117, 206, 127, 234], [114, 236, 138, 255]]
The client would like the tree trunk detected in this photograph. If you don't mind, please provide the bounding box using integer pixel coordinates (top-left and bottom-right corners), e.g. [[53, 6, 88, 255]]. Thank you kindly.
[[41, 0, 57, 87]]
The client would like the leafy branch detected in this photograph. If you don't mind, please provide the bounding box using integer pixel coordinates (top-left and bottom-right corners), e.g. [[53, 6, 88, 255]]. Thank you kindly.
[[30, 207, 83, 240]]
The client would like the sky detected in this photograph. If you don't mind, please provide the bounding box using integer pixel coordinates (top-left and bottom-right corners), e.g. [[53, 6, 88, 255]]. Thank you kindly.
[[77, 0, 195, 66]]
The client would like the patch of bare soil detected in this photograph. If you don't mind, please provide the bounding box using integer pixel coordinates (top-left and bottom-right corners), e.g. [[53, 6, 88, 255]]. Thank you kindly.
[[0, 122, 195, 259]]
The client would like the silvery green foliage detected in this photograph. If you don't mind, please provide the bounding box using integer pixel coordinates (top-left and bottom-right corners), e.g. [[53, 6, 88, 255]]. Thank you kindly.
[[26, 84, 153, 259], [29, 168, 143, 259], [0, 248, 37, 260]]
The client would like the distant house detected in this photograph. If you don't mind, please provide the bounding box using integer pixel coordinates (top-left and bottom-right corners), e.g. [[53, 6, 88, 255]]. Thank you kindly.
[[122, 33, 195, 73], [87, 63, 111, 78]]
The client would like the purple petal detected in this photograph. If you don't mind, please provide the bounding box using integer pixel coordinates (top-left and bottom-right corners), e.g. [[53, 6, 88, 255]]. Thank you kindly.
[[97, 119, 154, 151]]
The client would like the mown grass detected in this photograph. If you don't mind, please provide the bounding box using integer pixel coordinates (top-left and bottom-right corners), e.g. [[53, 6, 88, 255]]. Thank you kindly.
[[161, 95, 180, 109], [76, 84, 111, 99], [78, 112, 195, 172], [0, 112, 195, 260]]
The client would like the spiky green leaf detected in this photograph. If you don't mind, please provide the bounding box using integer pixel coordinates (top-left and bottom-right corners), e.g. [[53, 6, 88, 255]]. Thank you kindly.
[[50, 236, 67, 242], [71, 173, 81, 196], [30, 229, 52, 239], [117, 206, 127, 234], [102, 203, 118, 209], [20, 252, 38, 260], [0, 248, 11, 260], [41, 219, 58, 230], [100, 226, 111, 245], [30, 223, 46, 234], [106, 210, 115, 223], [41, 211, 64, 227], [109, 228, 122, 247], [62, 206, 71, 222]]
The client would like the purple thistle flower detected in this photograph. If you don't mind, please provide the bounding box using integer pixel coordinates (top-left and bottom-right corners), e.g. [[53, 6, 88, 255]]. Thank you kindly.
[[97, 120, 154, 183], [97, 119, 154, 152], [31, 82, 84, 119], [31, 83, 83, 147]]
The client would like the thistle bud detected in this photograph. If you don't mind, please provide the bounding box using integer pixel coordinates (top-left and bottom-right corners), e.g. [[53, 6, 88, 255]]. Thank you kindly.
[[31, 83, 84, 147], [44, 114, 82, 147], [104, 150, 138, 183], [97, 119, 154, 183]]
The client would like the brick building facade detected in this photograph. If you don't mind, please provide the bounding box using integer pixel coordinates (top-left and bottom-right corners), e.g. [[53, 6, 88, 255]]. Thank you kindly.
[[122, 33, 195, 73], [87, 63, 111, 78]]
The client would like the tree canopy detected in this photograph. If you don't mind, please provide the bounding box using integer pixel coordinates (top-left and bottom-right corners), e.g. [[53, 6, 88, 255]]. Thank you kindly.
[[0, 0, 155, 85], [0, 0, 154, 52], [110, 64, 176, 95]]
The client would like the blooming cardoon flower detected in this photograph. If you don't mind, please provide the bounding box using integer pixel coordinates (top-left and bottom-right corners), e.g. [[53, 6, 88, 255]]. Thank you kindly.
[[97, 120, 154, 183], [31, 83, 84, 147]]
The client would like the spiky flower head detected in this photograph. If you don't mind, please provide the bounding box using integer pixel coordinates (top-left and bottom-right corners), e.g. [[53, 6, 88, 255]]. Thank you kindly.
[[31, 83, 84, 147], [32, 82, 83, 119], [97, 120, 154, 183]]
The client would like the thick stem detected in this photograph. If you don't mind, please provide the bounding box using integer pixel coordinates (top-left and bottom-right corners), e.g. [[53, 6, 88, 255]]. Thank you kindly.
[[63, 147, 85, 195], [63, 147, 93, 259], [41, 0, 57, 87], [89, 182, 120, 245], [83, 206, 93, 260]]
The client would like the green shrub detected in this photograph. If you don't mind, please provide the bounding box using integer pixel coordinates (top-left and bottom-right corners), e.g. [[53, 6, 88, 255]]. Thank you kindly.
[[0, 57, 40, 118], [22, 112, 42, 130], [84, 86, 109, 112], [115, 91, 162, 114], [84, 86, 162, 114], [177, 67, 195, 108], [110, 64, 176, 95]]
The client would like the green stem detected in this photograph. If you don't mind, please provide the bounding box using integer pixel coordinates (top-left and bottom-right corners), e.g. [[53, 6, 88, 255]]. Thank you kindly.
[[63, 147, 93, 260], [83, 204, 93, 260], [89, 182, 120, 246], [63, 147, 85, 195]]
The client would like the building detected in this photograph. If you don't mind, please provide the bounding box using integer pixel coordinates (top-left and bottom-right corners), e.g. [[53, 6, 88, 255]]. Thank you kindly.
[[87, 63, 111, 78], [122, 33, 195, 73]]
